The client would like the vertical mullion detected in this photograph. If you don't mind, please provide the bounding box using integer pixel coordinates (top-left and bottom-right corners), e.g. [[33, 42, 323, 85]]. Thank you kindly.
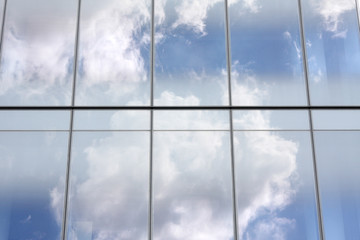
[[297, 0, 324, 239], [149, 0, 155, 239], [355, 0, 360, 35], [61, 0, 82, 239], [224, 0, 239, 240], [0, 0, 8, 60]]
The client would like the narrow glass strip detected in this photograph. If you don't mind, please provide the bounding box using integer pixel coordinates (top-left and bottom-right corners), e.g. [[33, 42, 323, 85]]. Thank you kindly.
[[356, 0, 360, 34], [0, 0, 7, 57], [225, 0, 238, 239], [297, 0, 324, 239], [149, 0, 155, 239], [61, 0, 82, 239]]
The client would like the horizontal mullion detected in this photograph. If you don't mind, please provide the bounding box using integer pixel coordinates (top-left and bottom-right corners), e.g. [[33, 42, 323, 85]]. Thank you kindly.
[[1, 106, 360, 110]]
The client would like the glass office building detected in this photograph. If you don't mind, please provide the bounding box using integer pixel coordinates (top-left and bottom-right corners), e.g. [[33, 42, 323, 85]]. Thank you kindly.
[[0, 0, 360, 239]]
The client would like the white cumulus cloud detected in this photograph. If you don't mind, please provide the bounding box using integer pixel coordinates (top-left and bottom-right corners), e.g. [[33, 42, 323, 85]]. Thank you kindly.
[[312, 0, 355, 37]]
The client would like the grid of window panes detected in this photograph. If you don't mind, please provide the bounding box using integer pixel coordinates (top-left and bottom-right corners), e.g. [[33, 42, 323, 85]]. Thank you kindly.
[[0, 0, 360, 240]]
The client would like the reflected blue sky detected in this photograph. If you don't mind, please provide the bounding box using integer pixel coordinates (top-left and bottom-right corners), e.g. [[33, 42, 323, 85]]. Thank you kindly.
[[302, 0, 360, 105], [0, 0, 359, 105], [315, 131, 360, 240], [0, 0, 360, 239], [154, 0, 228, 106], [0, 132, 68, 240]]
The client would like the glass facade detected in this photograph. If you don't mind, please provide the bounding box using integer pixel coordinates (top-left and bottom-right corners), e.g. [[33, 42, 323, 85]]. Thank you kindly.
[[0, 0, 359, 240]]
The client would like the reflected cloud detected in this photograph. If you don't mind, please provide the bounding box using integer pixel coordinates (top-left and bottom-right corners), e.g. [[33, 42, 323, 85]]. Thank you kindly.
[[60, 132, 149, 240], [230, 61, 268, 106], [76, 0, 151, 104], [20, 215, 32, 224], [249, 217, 295, 240], [235, 130, 299, 239], [311, 0, 355, 37], [155, 90, 200, 106], [228, 68, 300, 238], [153, 131, 234, 240], [171, 0, 222, 35], [45, 92, 302, 239], [228, 0, 261, 14], [0, 22, 74, 103]]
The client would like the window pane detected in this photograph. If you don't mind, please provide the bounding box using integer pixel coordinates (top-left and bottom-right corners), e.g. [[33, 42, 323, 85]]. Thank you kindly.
[[302, 0, 360, 105], [75, 0, 151, 106], [0, 132, 68, 239], [0, 111, 70, 130], [154, 0, 228, 106], [153, 131, 234, 239], [0, 0, 4, 33], [0, 0, 78, 106], [154, 110, 229, 130], [312, 110, 360, 130], [234, 131, 319, 239], [73, 110, 150, 130], [66, 132, 149, 239], [314, 131, 360, 240], [229, 0, 307, 106], [233, 110, 309, 130]]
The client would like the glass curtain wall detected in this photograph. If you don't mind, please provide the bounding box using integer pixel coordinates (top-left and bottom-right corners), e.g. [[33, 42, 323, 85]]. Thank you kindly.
[[0, 0, 360, 239]]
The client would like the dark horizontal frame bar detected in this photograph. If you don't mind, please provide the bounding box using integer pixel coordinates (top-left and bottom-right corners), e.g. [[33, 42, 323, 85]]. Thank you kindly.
[[1, 105, 360, 110]]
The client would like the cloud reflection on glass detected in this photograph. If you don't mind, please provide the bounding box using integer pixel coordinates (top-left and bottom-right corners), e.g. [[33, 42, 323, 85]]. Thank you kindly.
[[233, 110, 319, 240], [0, 132, 68, 240], [63, 111, 150, 240], [0, 0, 77, 105], [301, 0, 360, 105], [75, 0, 151, 106], [65, 131, 150, 240], [154, 0, 228, 106], [229, 0, 307, 106], [153, 131, 234, 240]]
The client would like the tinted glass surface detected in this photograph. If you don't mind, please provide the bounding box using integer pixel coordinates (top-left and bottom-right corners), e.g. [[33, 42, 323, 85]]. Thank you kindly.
[[0, 0, 4, 36], [234, 131, 319, 240], [66, 132, 149, 239], [0, 132, 68, 239], [154, 0, 228, 106], [314, 131, 360, 240], [302, 0, 360, 105], [312, 110, 360, 130], [0, 0, 77, 105], [0, 110, 70, 130], [153, 131, 234, 239], [229, 0, 307, 106], [154, 110, 229, 130], [233, 110, 309, 130], [75, 0, 151, 106], [73, 110, 150, 130]]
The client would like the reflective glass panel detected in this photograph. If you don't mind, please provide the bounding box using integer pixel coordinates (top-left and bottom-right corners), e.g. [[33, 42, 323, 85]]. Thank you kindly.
[[0, 0, 78, 106], [234, 131, 319, 239], [75, 0, 151, 106], [314, 131, 360, 240], [0, 132, 68, 239], [301, 0, 360, 105], [73, 110, 150, 130], [233, 110, 309, 130], [153, 131, 234, 239], [0, 111, 70, 130], [0, 0, 4, 34], [154, 110, 229, 130], [66, 132, 149, 239], [229, 0, 307, 106], [312, 110, 360, 130], [154, 0, 228, 106]]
